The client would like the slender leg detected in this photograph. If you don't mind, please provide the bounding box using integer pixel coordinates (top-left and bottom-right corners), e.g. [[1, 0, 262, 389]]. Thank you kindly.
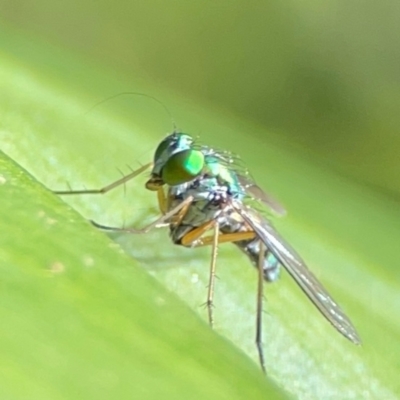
[[179, 220, 215, 246], [206, 222, 219, 328], [193, 231, 256, 247], [179, 225, 259, 333], [180, 221, 256, 247], [53, 162, 152, 195], [91, 195, 194, 234], [256, 242, 266, 373]]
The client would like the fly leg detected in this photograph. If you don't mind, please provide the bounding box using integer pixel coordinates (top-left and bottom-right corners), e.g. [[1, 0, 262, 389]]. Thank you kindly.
[[189, 228, 269, 372], [91, 195, 194, 233], [192, 231, 256, 246], [53, 162, 152, 195], [179, 219, 219, 327], [206, 222, 219, 328], [54, 163, 178, 232], [256, 243, 266, 373], [181, 227, 257, 328]]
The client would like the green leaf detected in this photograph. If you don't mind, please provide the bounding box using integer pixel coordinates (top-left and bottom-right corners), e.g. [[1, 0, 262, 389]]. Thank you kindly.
[[0, 28, 289, 400], [1, 25, 399, 399], [0, 149, 290, 400]]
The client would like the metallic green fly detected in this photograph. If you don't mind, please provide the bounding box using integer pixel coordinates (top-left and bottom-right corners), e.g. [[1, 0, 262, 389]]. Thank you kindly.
[[55, 131, 361, 372]]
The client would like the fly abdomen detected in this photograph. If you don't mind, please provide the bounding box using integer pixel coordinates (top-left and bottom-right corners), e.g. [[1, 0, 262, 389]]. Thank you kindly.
[[234, 238, 280, 282], [220, 211, 280, 282]]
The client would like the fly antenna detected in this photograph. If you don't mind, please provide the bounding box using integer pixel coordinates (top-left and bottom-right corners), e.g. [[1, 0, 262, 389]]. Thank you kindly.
[[84, 92, 177, 132]]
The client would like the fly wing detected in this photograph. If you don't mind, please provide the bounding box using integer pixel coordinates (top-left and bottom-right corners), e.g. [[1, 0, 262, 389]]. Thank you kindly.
[[232, 201, 361, 345], [237, 174, 286, 216]]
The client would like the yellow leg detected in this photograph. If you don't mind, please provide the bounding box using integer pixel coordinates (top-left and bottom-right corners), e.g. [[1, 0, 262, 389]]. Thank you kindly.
[[156, 187, 168, 215], [158, 187, 194, 227], [180, 221, 256, 247], [54, 162, 153, 195], [194, 231, 257, 247], [180, 220, 216, 246], [170, 202, 193, 227], [179, 222, 259, 330]]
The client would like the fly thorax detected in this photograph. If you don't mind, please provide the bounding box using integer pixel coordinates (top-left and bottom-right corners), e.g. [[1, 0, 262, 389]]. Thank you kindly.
[[219, 209, 246, 233], [204, 156, 245, 201], [169, 181, 192, 199]]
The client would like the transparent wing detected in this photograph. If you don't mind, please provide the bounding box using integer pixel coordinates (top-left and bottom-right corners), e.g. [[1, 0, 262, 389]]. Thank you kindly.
[[237, 174, 286, 217], [232, 201, 361, 345]]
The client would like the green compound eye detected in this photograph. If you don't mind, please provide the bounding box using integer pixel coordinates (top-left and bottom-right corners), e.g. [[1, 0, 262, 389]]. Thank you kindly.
[[153, 133, 193, 163], [153, 136, 172, 162], [162, 149, 205, 185]]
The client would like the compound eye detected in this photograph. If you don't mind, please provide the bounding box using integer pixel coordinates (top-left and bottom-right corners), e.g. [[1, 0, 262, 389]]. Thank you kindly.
[[153, 135, 174, 162], [161, 149, 204, 185]]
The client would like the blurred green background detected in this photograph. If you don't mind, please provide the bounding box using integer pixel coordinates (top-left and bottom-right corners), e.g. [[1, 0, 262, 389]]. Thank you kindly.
[[1, 1, 400, 400], [2, 0, 400, 196]]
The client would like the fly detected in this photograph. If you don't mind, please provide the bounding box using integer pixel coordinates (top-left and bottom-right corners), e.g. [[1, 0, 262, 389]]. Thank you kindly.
[[55, 130, 361, 372]]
